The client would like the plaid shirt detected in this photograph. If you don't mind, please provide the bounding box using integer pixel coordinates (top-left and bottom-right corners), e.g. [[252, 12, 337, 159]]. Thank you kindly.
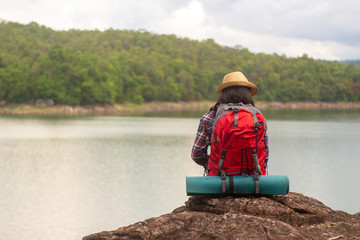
[[191, 109, 216, 166], [191, 103, 269, 168]]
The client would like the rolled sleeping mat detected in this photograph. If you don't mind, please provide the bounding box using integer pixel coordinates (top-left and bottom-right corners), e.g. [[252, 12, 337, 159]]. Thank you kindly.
[[186, 175, 289, 196]]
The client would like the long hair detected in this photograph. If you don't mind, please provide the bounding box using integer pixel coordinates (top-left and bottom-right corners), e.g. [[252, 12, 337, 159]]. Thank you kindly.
[[215, 86, 255, 108]]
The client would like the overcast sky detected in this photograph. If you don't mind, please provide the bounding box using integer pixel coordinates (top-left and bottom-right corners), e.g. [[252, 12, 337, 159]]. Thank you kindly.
[[1, 0, 359, 60]]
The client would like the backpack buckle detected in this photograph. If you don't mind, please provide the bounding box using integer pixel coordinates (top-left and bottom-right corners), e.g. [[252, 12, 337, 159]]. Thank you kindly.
[[220, 170, 227, 193], [254, 122, 260, 131]]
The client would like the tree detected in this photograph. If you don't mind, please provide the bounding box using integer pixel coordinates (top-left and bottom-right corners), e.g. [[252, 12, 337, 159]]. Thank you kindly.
[[1, 20, 360, 105]]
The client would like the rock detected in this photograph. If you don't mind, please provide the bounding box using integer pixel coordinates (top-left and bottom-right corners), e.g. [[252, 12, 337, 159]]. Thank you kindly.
[[83, 192, 360, 240], [35, 99, 47, 108], [34, 99, 54, 107], [46, 99, 54, 106]]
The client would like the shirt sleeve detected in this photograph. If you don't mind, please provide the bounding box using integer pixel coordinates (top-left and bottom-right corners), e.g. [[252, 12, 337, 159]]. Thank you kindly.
[[264, 121, 270, 170], [191, 112, 213, 166]]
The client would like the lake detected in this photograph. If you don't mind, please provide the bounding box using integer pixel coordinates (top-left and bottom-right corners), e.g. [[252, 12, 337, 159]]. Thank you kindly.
[[0, 109, 360, 240]]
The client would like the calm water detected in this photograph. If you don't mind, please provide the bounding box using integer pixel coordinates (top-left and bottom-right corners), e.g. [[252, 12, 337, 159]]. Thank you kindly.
[[0, 109, 360, 240]]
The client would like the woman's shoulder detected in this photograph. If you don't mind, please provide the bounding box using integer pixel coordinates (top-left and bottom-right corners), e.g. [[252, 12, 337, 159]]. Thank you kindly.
[[202, 110, 215, 119], [200, 109, 216, 126]]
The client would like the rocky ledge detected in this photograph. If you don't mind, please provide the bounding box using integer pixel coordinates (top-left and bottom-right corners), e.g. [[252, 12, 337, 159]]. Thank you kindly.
[[83, 192, 360, 240]]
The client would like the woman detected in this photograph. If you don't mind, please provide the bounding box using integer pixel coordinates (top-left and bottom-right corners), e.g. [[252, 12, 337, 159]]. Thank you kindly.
[[191, 71, 269, 176]]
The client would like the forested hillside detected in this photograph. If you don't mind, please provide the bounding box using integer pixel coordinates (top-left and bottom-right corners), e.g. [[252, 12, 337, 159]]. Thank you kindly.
[[1, 20, 359, 105]]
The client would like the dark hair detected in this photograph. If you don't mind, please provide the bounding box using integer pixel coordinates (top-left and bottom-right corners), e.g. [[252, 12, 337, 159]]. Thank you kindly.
[[216, 86, 255, 107]]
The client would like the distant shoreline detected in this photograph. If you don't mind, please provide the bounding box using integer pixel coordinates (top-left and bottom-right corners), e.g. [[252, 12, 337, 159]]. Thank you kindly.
[[0, 101, 359, 116]]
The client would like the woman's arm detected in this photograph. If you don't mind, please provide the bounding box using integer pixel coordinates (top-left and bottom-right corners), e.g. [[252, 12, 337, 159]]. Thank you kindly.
[[191, 112, 213, 166]]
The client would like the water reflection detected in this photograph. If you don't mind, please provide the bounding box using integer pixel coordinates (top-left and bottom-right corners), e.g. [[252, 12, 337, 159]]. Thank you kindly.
[[0, 110, 359, 240]]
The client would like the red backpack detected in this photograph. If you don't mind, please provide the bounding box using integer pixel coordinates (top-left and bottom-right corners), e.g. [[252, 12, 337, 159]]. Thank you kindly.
[[208, 104, 268, 192]]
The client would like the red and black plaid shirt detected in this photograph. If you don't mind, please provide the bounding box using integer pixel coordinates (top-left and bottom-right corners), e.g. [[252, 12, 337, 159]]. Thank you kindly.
[[191, 109, 216, 166]]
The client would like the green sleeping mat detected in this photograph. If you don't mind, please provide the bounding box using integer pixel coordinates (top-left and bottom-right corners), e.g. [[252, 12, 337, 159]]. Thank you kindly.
[[186, 175, 289, 196]]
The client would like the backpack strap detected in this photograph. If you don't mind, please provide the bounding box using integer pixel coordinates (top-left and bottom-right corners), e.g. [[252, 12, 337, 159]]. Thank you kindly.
[[252, 119, 264, 194], [228, 175, 234, 194], [218, 149, 227, 193], [253, 149, 261, 194], [233, 109, 239, 128]]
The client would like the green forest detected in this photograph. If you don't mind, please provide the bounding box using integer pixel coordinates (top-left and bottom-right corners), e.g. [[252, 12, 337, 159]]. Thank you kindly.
[[1, 20, 359, 105]]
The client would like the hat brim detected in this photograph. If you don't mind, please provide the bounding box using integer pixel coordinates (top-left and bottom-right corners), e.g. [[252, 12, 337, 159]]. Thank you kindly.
[[218, 81, 258, 96]]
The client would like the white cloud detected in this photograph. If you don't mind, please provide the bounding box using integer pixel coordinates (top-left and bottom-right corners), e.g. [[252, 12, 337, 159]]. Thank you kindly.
[[150, 0, 208, 39], [148, 0, 360, 60], [206, 25, 360, 60], [173, 0, 205, 25], [0, 0, 359, 60], [202, 0, 360, 46]]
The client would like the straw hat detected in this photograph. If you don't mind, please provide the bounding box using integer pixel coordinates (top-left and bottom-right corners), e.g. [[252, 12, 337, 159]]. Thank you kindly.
[[218, 71, 258, 96]]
